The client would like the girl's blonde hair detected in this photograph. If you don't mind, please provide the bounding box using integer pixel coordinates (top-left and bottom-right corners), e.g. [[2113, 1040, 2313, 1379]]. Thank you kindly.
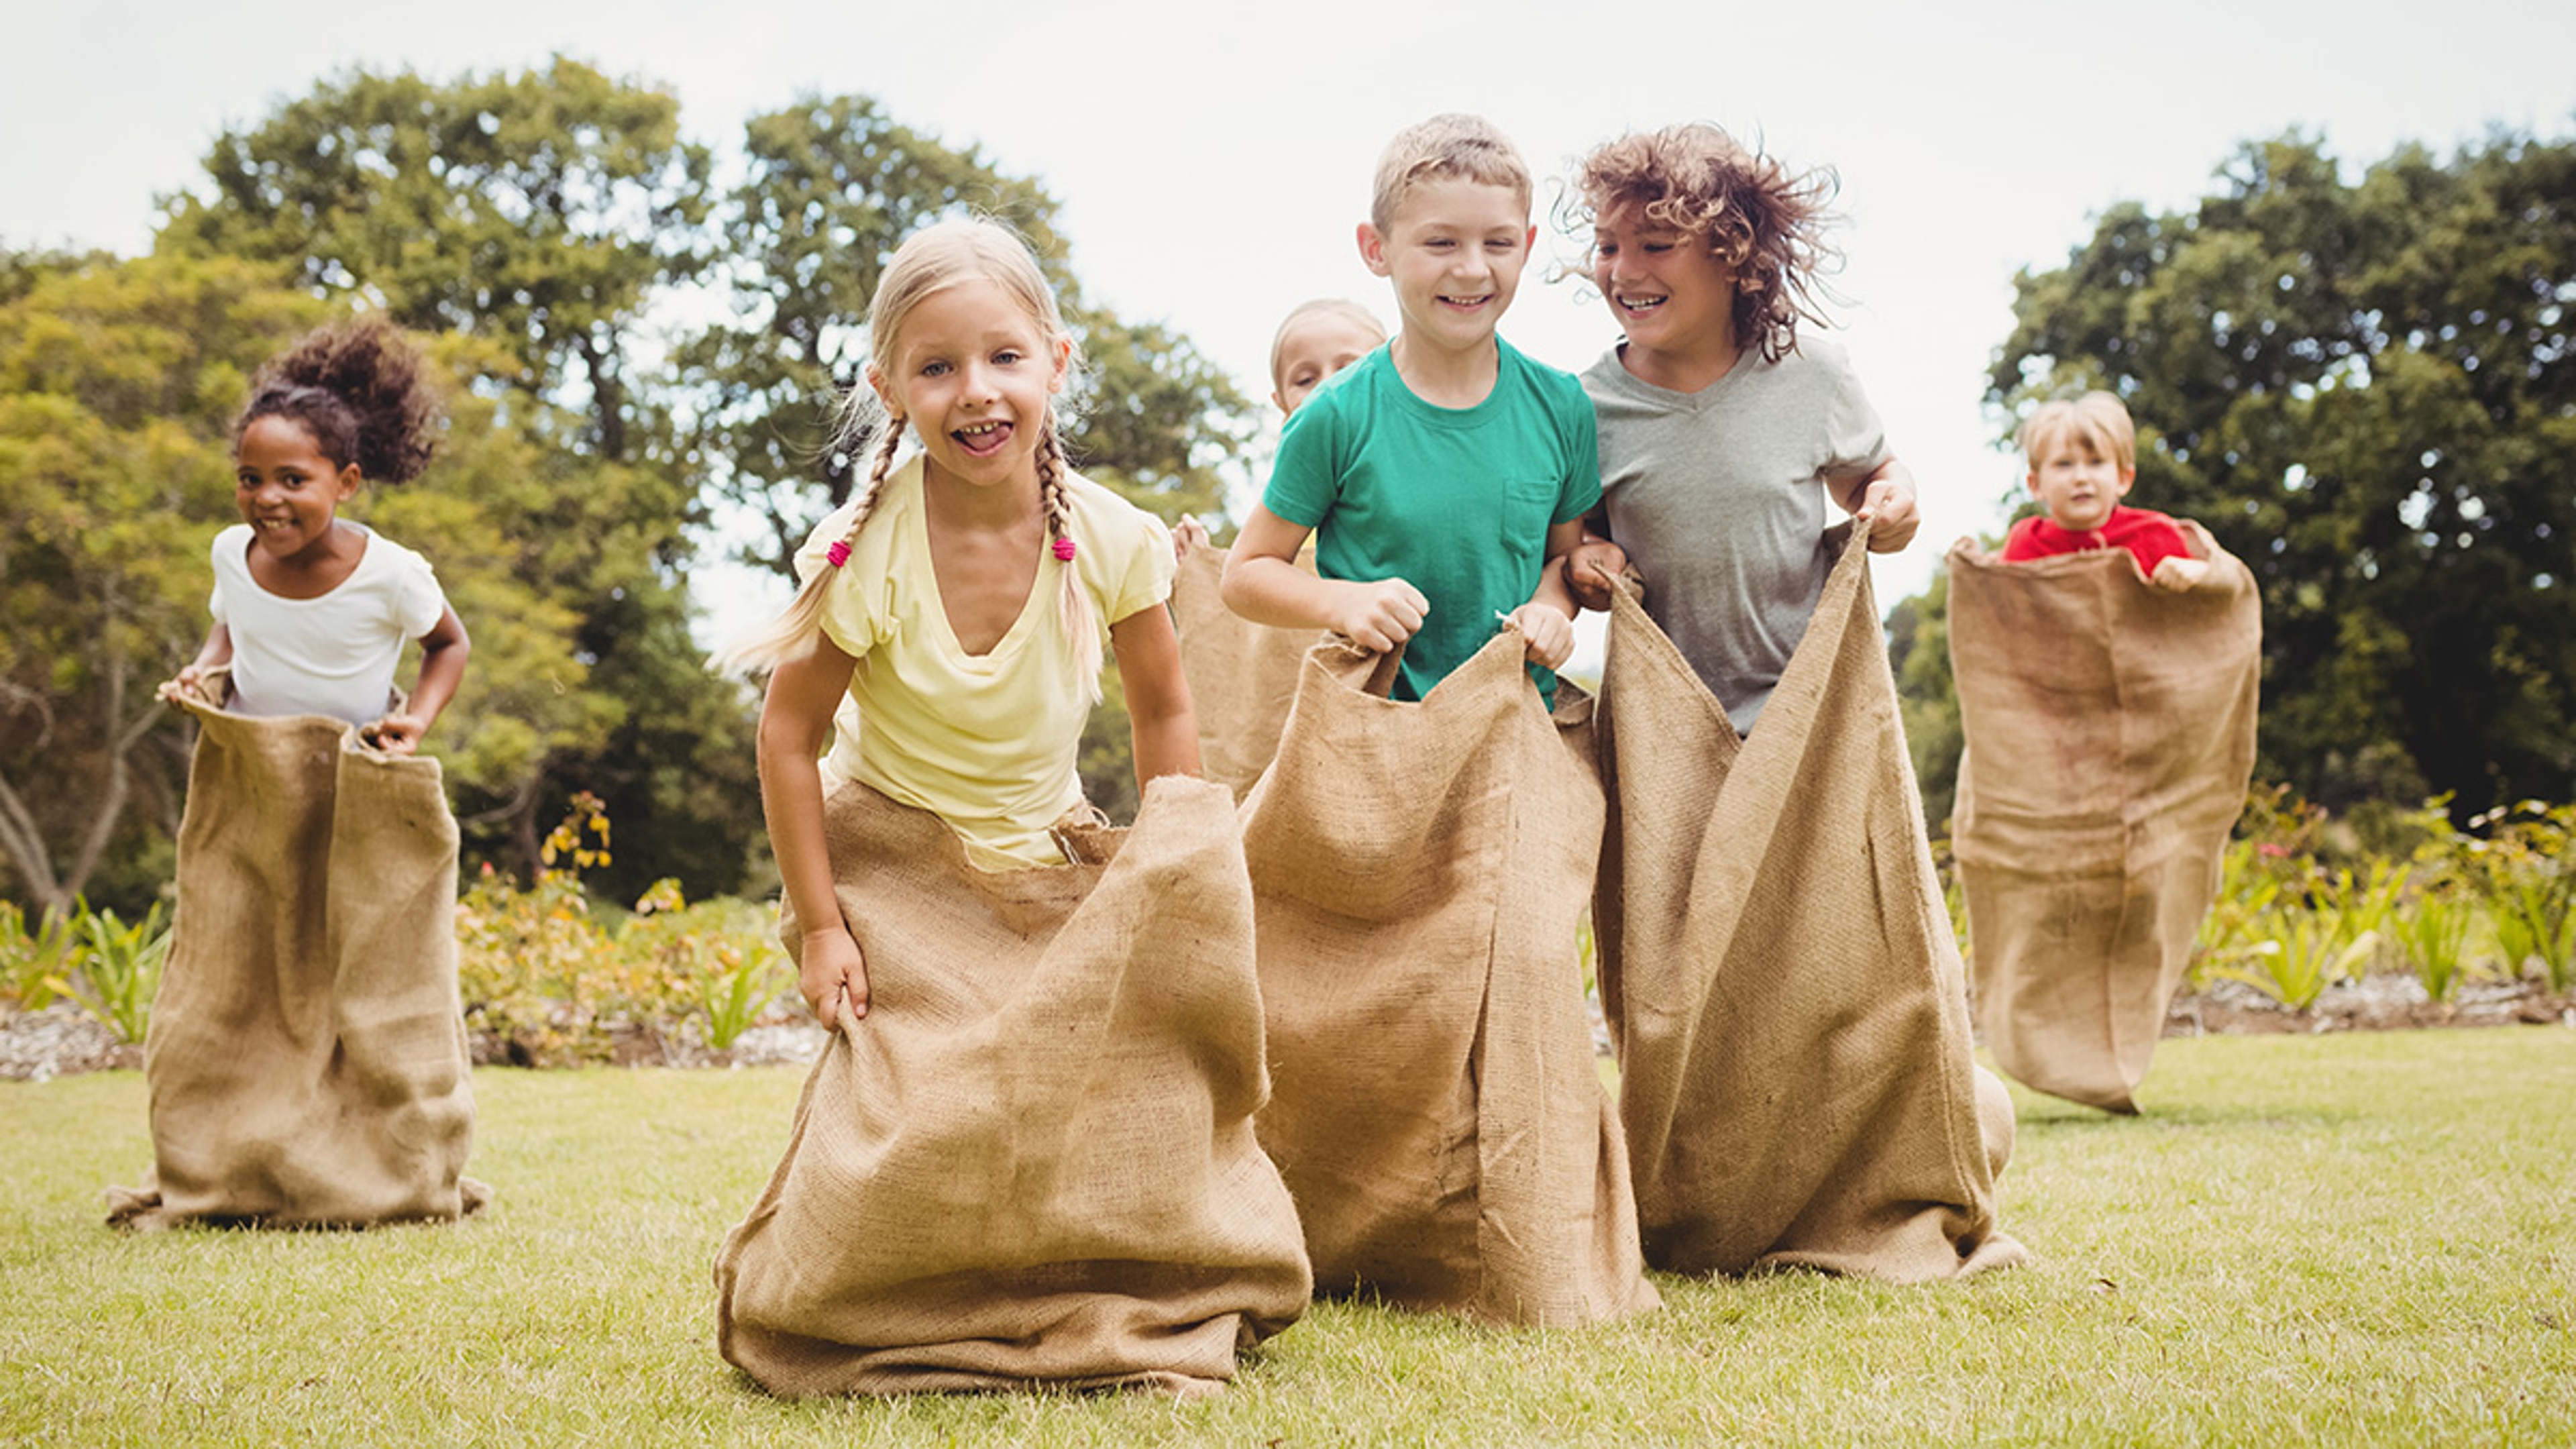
[[715, 219, 1096, 692], [1566, 123, 1841, 364], [2017, 391, 2137, 474]]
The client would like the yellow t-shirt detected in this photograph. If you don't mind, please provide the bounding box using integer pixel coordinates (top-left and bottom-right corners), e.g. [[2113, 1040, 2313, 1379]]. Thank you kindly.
[[795, 455, 1175, 868]]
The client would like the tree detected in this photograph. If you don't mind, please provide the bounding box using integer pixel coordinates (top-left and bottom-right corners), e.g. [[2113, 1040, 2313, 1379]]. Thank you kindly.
[[0, 256, 602, 912], [680, 95, 1248, 578], [156, 60, 763, 888], [1984, 129, 2576, 816], [158, 56, 710, 464]]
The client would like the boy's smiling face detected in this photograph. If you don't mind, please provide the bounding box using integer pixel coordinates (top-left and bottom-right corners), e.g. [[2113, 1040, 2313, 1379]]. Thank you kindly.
[[1358, 178, 1534, 359], [2028, 437, 2135, 533], [1592, 202, 1739, 361]]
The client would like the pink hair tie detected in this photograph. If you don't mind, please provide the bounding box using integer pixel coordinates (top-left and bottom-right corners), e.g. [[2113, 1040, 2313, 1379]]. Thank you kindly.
[[1052, 538, 1077, 562], [825, 540, 852, 568]]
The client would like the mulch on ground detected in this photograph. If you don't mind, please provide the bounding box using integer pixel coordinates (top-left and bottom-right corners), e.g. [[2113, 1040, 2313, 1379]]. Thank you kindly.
[[7, 975, 2571, 1083]]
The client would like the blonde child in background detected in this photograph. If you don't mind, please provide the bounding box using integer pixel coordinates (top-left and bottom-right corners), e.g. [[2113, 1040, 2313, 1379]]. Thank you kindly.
[[2003, 390, 2210, 588], [1166, 299, 1386, 796], [710, 217, 1307, 1397], [171, 317, 470, 745], [1564, 123, 1917, 733], [1223, 113, 1593, 703], [1170, 298, 1384, 555], [115, 317, 484, 1232], [1268, 297, 1385, 417]]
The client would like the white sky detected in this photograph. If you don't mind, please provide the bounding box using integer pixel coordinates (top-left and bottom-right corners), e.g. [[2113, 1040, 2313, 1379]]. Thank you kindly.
[[7, 0, 2573, 637]]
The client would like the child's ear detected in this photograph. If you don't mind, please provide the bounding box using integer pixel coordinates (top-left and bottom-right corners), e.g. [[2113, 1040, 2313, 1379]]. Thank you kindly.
[[335, 462, 363, 500], [1357, 222, 1392, 278], [1271, 388, 1291, 415], [2115, 465, 2139, 496], [1047, 335, 1073, 393], [867, 364, 898, 415]]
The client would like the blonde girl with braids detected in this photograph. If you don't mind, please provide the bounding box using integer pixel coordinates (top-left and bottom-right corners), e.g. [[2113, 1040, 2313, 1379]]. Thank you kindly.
[[720, 218, 1196, 1029]]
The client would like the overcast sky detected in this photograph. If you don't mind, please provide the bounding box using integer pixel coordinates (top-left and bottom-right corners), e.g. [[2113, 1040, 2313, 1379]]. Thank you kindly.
[[7, 0, 2573, 630]]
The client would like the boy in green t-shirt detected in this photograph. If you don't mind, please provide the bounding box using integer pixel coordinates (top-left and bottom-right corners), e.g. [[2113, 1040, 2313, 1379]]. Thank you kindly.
[[1220, 113, 1598, 703]]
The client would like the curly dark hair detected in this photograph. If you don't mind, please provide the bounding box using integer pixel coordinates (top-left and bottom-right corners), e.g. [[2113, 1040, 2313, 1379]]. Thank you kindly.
[[1565, 124, 1843, 363], [234, 315, 444, 484]]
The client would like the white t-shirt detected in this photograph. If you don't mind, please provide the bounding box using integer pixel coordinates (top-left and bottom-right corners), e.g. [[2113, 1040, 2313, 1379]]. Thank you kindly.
[[209, 523, 450, 724]]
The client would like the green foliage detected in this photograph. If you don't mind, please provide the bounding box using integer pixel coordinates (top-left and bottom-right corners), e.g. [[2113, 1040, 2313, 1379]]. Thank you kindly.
[[2394, 888, 2477, 1003], [151, 60, 763, 890], [1884, 565, 1962, 828], [158, 55, 711, 462], [2468, 800, 2576, 991], [678, 93, 1252, 583], [2217, 908, 2379, 1011], [0, 899, 80, 1010], [453, 796, 790, 1062], [1990, 128, 2576, 818], [43, 901, 168, 1043], [0, 253, 327, 912]]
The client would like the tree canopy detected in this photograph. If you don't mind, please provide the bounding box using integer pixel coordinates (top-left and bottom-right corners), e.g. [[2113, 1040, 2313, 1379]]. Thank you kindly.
[[0, 254, 610, 910], [1982, 128, 2576, 817], [0, 62, 1259, 910]]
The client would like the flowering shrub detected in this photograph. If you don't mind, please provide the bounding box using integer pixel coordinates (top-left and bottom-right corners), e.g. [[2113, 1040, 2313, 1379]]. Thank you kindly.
[[453, 794, 793, 1065]]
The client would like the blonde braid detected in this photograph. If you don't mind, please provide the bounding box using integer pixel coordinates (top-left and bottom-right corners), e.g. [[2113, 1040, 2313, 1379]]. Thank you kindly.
[[708, 415, 908, 678], [1038, 418, 1104, 700]]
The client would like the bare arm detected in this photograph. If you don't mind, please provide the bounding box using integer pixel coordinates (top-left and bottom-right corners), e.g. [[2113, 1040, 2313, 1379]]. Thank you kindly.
[[1220, 503, 1427, 653], [759, 637, 869, 1028], [1112, 604, 1201, 788], [1828, 455, 1922, 554], [366, 605, 470, 754], [1564, 505, 1629, 613], [1505, 518, 1585, 669], [166, 621, 234, 702]]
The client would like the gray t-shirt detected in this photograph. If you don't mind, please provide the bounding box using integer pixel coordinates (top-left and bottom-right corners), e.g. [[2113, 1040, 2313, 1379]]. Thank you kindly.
[[1583, 339, 1888, 733]]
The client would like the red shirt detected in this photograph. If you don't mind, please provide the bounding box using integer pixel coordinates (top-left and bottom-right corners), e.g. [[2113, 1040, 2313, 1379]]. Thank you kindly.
[[2001, 506, 2192, 574]]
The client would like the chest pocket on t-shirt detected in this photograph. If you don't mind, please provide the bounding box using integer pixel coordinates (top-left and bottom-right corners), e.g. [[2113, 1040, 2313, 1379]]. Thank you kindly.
[[1498, 472, 1562, 566]]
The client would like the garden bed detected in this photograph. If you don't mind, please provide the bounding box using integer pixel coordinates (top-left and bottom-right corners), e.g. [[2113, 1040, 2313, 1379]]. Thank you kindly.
[[11, 973, 2569, 1083]]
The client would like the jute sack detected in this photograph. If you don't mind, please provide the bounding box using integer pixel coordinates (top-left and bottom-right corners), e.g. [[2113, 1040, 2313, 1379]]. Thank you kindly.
[[106, 675, 486, 1230], [714, 775, 1311, 1397], [1169, 542, 1322, 800], [1947, 523, 2261, 1114], [1242, 629, 1658, 1327], [1592, 522, 2027, 1281]]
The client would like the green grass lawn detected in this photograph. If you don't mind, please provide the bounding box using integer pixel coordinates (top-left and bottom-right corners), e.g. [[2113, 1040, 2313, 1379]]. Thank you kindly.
[[5, 1029, 2573, 1446]]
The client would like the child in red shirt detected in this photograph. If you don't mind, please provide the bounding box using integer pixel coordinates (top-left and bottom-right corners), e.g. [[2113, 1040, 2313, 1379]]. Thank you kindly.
[[2001, 392, 2208, 590]]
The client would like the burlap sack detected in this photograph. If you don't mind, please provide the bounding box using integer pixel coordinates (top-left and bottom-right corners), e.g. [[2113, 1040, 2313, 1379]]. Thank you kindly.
[[714, 775, 1311, 1397], [1242, 629, 1658, 1327], [106, 675, 485, 1230], [1169, 542, 1322, 800], [1947, 523, 2261, 1114], [1591, 523, 2026, 1281]]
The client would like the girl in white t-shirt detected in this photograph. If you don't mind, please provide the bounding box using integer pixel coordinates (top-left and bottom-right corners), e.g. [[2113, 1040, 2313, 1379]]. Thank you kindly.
[[716, 217, 1197, 1029], [170, 317, 469, 751]]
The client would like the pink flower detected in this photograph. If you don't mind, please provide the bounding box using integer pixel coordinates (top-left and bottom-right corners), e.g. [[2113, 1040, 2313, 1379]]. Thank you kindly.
[[1052, 537, 1077, 562]]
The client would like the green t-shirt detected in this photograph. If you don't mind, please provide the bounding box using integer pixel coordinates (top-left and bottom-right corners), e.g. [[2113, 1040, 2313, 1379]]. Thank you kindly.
[[1263, 339, 1601, 703]]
